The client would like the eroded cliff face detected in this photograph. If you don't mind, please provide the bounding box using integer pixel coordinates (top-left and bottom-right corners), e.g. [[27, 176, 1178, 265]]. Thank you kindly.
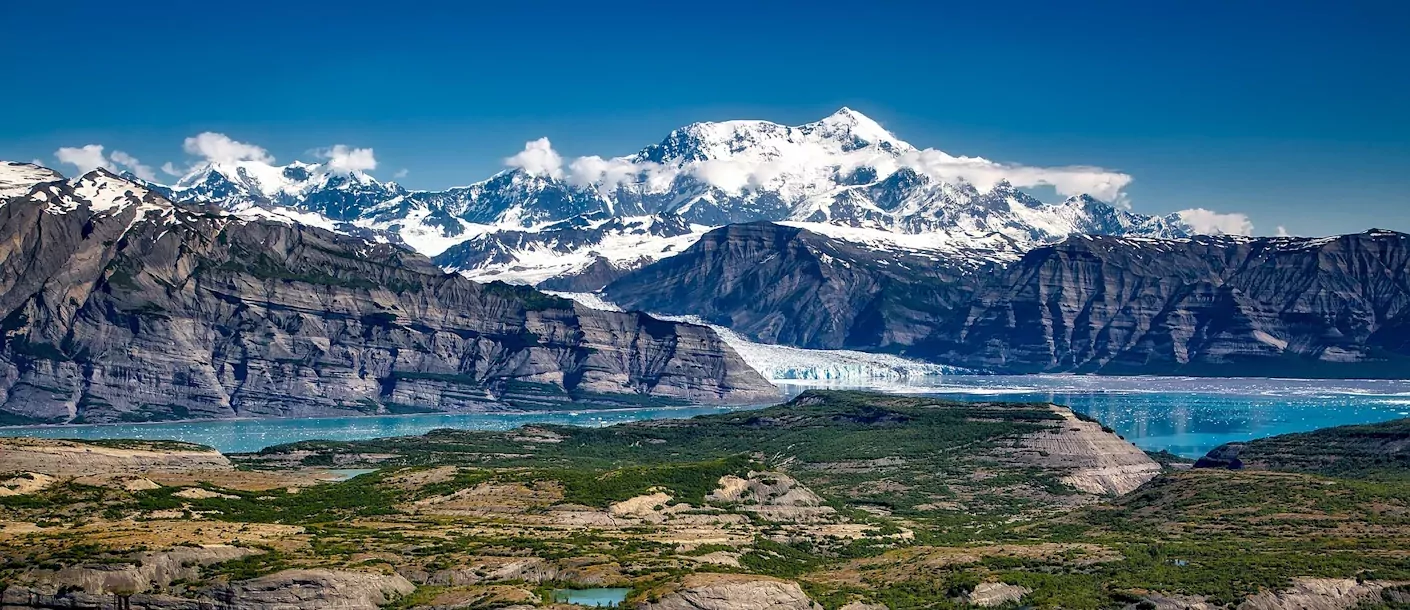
[[0, 168, 775, 424], [941, 232, 1410, 376]]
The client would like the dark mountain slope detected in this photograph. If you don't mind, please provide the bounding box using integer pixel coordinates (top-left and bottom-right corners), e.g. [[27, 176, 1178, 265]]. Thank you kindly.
[[603, 222, 984, 351], [607, 224, 1410, 377], [940, 231, 1410, 376]]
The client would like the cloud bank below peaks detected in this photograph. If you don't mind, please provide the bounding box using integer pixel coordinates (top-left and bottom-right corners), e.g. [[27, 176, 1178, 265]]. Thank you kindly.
[[1177, 208, 1255, 236], [501, 136, 1134, 203]]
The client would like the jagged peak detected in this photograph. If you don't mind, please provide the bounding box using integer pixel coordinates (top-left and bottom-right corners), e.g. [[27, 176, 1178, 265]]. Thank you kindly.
[[69, 168, 167, 214]]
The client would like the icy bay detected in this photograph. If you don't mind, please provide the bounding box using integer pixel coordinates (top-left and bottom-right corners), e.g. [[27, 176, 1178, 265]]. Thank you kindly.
[[1, 376, 1406, 457]]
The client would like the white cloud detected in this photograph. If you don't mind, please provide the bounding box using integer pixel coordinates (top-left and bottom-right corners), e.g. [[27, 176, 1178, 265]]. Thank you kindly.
[[568, 155, 651, 191], [392, 168, 409, 179], [54, 145, 161, 182], [109, 150, 158, 182], [1177, 208, 1255, 236], [536, 133, 1135, 205], [182, 132, 274, 165], [1277, 226, 1290, 237], [54, 144, 113, 175], [317, 144, 377, 173], [504, 137, 564, 179], [689, 159, 754, 193], [161, 162, 184, 177], [898, 149, 1133, 203]]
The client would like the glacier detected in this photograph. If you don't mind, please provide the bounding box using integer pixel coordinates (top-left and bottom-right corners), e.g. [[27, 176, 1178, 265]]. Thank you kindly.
[[546, 291, 966, 382]]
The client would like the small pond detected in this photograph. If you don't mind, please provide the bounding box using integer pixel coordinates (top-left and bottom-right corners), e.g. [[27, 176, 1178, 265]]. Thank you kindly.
[[319, 468, 378, 481], [549, 588, 631, 607]]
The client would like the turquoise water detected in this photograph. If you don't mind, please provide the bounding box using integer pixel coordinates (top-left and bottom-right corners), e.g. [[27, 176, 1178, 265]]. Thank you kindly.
[[0, 377, 1407, 458], [320, 468, 379, 481], [782, 376, 1410, 457], [550, 588, 630, 607], [0, 405, 759, 454]]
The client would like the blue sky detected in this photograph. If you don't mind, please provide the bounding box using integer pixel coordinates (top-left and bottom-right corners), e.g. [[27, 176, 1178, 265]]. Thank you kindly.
[[1, 0, 1407, 235]]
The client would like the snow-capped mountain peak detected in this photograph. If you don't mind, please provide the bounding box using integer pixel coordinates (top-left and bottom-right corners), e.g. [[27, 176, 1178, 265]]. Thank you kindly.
[[805, 106, 911, 152], [163, 159, 401, 222], [175, 159, 384, 198], [123, 108, 1198, 288], [636, 107, 911, 168], [70, 169, 156, 213]]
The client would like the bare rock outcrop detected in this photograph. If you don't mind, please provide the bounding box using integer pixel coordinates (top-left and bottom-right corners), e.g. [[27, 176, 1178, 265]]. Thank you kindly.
[[1130, 578, 1401, 610], [967, 582, 1030, 607], [23, 546, 255, 596], [707, 471, 835, 522], [2, 565, 414, 610], [638, 574, 821, 610], [1017, 408, 1162, 495], [208, 568, 415, 609], [1237, 578, 1390, 610]]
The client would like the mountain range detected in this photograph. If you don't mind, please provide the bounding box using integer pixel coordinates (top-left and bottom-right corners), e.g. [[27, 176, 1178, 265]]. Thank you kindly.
[[145, 108, 1196, 289], [605, 223, 1410, 376]]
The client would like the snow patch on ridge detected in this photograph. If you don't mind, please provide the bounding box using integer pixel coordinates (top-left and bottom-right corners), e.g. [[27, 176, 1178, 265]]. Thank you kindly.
[[450, 217, 712, 285], [0, 162, 64, 199]]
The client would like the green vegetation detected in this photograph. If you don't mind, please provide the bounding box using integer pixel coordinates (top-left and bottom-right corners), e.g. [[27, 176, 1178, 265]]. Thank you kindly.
[[480, 281, 573, 311], [200, 548, 290, 581], [537, 455, 755, 507], [253, 391, 1066, 522], [78, 439, 216, 452], [128, 473, 404, 524], [3, 392, 1409, 609], [1207, 417, 1410, 478]]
